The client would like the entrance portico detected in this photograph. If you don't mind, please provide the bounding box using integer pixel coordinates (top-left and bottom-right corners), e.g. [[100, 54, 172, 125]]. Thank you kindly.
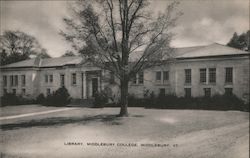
[[81, 70, 103, 99]]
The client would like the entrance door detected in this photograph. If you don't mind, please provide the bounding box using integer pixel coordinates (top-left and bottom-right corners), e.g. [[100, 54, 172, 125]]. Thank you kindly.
[[92, 78, 98, 97]]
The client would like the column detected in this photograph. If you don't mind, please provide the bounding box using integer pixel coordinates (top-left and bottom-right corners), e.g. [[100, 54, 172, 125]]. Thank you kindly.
[[100, 70, 105, 91], [82, 71, 87, 99]]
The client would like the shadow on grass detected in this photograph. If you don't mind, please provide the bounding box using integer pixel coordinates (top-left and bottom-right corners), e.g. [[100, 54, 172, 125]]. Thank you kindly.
[[0, 114, 144, 131], [1, 114, 121, 131]]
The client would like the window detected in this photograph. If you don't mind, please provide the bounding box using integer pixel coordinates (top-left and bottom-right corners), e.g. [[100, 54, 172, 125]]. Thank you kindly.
[[200, 68, 206, 83], [49, 75, 53, 83], [60, 74, 65, 87], [159, 88, 166, 96], [132, 74, 137, 84], [14, 75, 18, 86], [22, 88, 26, 95], [21, 75, 26, 86], [46, 88, 51, 96], [3, 88, 7, 94], [45, 75, 48, 83], [12, 89, 16, 95], [184, 88, 191, 98], [163, 71, 169, 81], [72, 73, 76, 85], [225, 88, 233, 95], [209, 68, 216, 83], [204, 88, 211, 97], [225, 67, 233, 83], [10, 75, 14, 86], [3, 76, 7, 86], [138, 71, 144, 84], [156, 71, 161, 81], [109, 72, 115, 84], [185, 69, 191, 84]]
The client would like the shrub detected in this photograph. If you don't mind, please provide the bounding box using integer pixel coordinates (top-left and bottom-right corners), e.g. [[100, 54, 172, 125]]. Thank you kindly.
[[0, 93, 35, 106], [36, 93, 45, 104], [93, 91, 109, 108], [144, 93, 248, 112], [42, 86, 71, 106], [127, 94, 144, 107]]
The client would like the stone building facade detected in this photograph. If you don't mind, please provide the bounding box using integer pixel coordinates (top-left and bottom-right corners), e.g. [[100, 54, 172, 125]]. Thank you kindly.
[[0, 43, 249, 103]]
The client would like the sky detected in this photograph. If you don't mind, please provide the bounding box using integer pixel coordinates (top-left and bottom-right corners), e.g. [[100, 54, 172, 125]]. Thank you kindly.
[[0, 0, 249, 57]]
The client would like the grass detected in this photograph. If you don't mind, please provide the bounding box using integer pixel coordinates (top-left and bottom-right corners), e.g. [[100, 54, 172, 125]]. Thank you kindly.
[[0, 105, 249, 158]]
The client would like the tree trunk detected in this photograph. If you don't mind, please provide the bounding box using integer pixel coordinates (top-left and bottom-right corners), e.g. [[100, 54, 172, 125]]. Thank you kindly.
[[118, 79, 129, 117]]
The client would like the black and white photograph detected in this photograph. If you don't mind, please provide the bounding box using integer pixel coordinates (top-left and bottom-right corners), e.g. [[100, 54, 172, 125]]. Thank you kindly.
[[0, 0, 249, 157]]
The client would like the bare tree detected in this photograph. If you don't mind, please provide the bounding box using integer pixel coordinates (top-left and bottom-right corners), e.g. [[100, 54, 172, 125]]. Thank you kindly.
[[0, 30, 45, 65], [61, 0, 182, 116], [37, 49, 51, 59], [61, 50, 76, 57]]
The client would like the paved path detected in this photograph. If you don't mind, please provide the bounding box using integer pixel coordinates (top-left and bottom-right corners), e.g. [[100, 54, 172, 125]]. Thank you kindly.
[[0, 107, 79, 121]]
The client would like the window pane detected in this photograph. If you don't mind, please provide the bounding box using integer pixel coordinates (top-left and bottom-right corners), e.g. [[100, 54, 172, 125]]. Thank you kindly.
[[185, 69, 191, 84], [225, 67, 233, 83], [60, 74, 65, 86], [156, 71, 161, 81], [3, 76, 7, 86], [139, 71, 144, 84], [12, 89, 16, 95], [46, 88, 51, 95], [3, 89, 7, 94], [209, 68, 216, 83], [163, 71, 169, 80], [45, 75, 48, 83], [184, 88, 191, 97], [14, 75, 18, 86], [200, 69, 206, 83], [225, 88, 233, 95], [204, 88, 211, 97], [22, 75, 26, 86], [50, 75, 53, 83], [72, 73, 76, 85], [10, 76, 14, 86], [22, 88, 26, 95], [109, 72, 115, 84], [159, 88, 165, 96]]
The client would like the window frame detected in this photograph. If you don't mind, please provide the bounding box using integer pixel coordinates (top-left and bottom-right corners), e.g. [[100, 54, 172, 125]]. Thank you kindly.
[[163, 71, 169, 81], [200, 68, 207, 84], [159, 88, 166, 96], [225, 88, 233, 95], [184, 88, 191, 98], [14, 75, 18, 86], [3, 75, 7, 87], [185, 69, 192, 84], [60, 74, 65, 87], [209, 68, 216, 83], [109, 71, 115, 84], [21, 75, 26, 86], [10, 75, 14, 86], [156, 71, 161, 81], [3, 88, 7, 95], [138, 71, 144, 84], [71, 73, 77, 85], [46, 88, 51, 96], [45, 75, 49, 83], [204, 88, 211, 97], [49, 75, 53, 83], [12, 89, 16, 95], [225, 67, 233, 83], [22, 88, 26, 95]]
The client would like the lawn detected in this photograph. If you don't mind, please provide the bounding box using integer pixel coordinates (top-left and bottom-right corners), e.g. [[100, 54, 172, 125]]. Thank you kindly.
[[0, 105, 249, 158]]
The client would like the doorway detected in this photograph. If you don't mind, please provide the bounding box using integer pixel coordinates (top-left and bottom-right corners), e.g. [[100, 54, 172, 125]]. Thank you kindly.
[[92, 78, 98, 97]]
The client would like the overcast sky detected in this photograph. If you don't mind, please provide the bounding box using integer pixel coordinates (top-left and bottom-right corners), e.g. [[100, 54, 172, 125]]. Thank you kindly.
[[0, 0, 249, 57]]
